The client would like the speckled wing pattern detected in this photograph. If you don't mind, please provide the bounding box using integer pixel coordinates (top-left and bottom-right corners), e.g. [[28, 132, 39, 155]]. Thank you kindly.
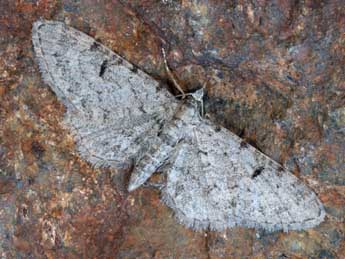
[[32, 20, 325, 232], [159, 105, 325, 231], [32, 20, 179, 169]]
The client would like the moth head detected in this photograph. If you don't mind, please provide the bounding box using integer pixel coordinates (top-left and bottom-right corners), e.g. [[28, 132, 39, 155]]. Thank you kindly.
[[190, 88, 204, 102], [188, 87, 205, 117]]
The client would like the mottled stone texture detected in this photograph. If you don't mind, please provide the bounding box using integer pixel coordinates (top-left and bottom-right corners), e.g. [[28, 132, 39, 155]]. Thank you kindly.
[[0, 0, 344, 258]]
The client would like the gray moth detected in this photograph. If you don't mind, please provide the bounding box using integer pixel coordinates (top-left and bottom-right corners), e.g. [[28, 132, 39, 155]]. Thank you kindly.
[[32, 20, 325, 232]]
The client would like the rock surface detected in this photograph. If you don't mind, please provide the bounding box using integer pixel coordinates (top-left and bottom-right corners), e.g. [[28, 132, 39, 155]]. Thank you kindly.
[[0, 0, 344, 258]]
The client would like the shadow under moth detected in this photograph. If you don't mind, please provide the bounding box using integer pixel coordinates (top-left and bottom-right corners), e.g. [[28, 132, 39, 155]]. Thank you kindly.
[[32, 20, 325, 232]]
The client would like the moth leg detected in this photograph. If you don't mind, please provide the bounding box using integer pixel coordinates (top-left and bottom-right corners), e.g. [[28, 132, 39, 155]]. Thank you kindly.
[[142, 181, 165, 190], [161, 48, 186, 99]]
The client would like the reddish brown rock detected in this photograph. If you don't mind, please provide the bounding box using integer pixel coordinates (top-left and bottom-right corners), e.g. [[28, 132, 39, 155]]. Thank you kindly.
[[0, 0, 344, 258]]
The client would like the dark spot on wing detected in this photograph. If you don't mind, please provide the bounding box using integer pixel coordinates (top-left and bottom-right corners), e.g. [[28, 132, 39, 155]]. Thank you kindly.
[[81, 99, 87, 108], [138, 105, 147, 114], [90, 41, 101, 51], [103, 110, 110, 121], [37, 23, 45, 31], [252, 166, 265, 179], [240, 141, 248, 149], [214, 125, 221, 132], [130, 65, 138, 73], [116, 58, 123, 65], [157, 120, 166, 137], [276, 168, 283, 177], [99, 60, 108, 77], [238, 128, 245, 138], [198, 150, 208, 155]]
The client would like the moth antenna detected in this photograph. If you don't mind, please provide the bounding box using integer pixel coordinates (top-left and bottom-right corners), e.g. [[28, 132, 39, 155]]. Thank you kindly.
[[161, 48, 186, 99]]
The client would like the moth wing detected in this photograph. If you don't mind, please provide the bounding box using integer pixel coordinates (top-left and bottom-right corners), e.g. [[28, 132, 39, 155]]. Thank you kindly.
[[163, 115, 325, 232], [32, 20, 178, 167]]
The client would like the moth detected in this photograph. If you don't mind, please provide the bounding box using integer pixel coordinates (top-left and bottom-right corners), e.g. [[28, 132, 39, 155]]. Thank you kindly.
[[32, 20, 325, 232]]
